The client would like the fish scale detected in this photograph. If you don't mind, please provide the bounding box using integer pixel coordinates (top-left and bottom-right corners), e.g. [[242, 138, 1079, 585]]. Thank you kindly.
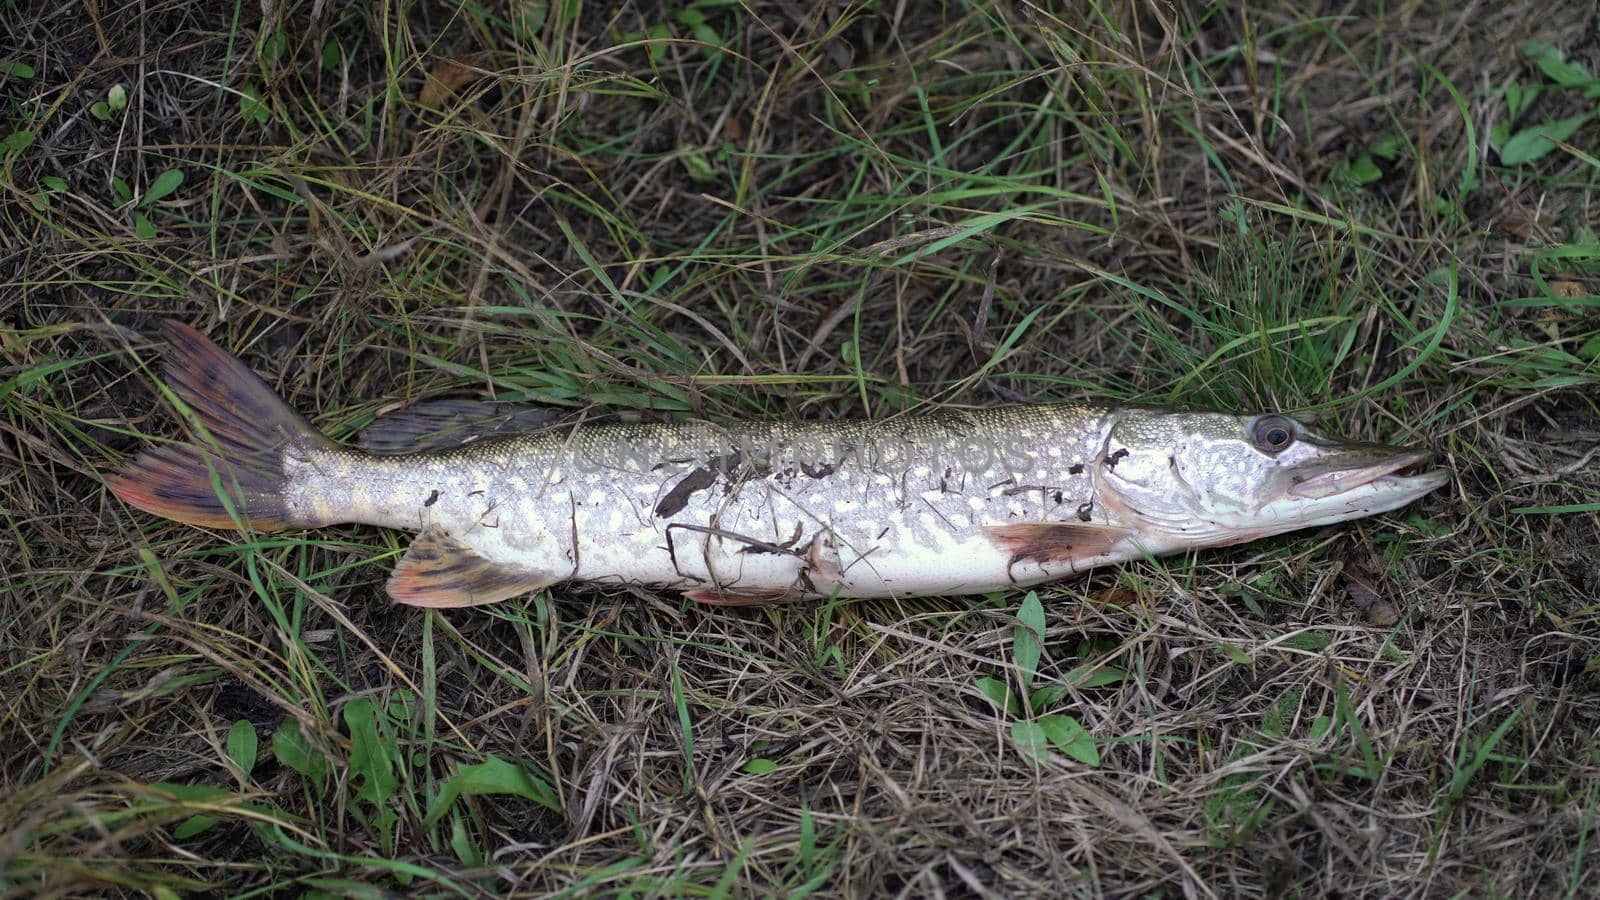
[[106, 321, 1449, 608]]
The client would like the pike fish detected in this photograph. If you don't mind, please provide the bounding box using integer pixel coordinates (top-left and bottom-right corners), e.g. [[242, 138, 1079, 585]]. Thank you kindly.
[[106, 321, 1449, 608]]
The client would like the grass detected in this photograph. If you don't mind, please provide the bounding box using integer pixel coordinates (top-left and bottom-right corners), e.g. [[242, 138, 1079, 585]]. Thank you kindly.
[[3, 0, 1600, 895]]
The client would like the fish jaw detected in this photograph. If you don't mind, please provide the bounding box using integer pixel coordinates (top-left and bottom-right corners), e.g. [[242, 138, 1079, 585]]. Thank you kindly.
[[1284, 447, 1436, 499], [1259, 445, 1449, 530]]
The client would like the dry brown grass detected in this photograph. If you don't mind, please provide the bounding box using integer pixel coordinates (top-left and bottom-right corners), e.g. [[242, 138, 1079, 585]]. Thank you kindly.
[[3, 1, 1600, 896]]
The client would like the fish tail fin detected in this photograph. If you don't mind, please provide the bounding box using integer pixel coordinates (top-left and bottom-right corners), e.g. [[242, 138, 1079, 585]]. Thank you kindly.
[[106, 320, 335, 532]]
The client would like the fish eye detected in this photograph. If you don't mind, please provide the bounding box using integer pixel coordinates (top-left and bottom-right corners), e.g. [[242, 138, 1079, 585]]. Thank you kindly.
[[1250, 415, 1296, 453]]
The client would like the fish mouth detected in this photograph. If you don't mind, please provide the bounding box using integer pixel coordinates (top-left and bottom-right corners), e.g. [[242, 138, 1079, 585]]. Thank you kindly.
[[1286, 448, 1448, 500]]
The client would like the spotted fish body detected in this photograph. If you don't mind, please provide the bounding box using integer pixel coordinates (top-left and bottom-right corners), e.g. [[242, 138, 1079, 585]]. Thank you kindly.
[[292, 405, 1124, 603], [107, 322, 1450, 608]]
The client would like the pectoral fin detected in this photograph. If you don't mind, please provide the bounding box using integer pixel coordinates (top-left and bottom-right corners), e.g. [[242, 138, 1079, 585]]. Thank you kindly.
[[387, 527, 556, 607], [983, 522, 1137, 571]]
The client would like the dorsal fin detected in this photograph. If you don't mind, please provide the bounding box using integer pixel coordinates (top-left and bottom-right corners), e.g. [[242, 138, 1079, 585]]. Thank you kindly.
[[386, 528, 556, 607], [357, 399, 570, 454]]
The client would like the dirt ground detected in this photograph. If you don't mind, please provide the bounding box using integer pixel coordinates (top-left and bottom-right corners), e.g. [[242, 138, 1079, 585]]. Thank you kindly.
[[3, 1, 1600, 896]]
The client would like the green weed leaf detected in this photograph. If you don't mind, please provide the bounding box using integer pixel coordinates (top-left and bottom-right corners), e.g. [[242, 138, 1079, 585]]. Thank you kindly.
[[142, 168, 185, 207], [133, 211, 156, 240], [1010, 720, 1049, 761], [743, 758, 778, 775], [679, 146, 716, 183], [1369, 132, 1405, 160], [1028, 683, 1068, 712], [1345, 154, 1382, 185], [1504, 82, 1540, 120], [514, 0, 548, 44], [1261, 686, 1303, 739], [226, 719, 258, 776], [1065, 664, 1126, 688], [1310, 714, 1333, 742], [1038, 714, 1099, 767], [240, 84, 270, 125], [449, 813, 480, 865], [346, 699, 398, 802], [644, 23, 671, 62], [345, 698, 401, 846], [172, 814, 219, 839], [1, 131, 35, 153], [149, 782, 232, 802], [689, 22, 722, 53], [1013, 591, 1045, 687], [258, 30, 287, 66], [1017, 590, 1045, 637], [107, 83, 127, 111], [976, 676, 1021, 717], [271, 719, 328, 788], [1500, 114, 1591, 165], [0, 60, 35, 78], [423, 754, 561, 828], [1279, 631, 1334, 652], [1523, 40, 1597, 93]]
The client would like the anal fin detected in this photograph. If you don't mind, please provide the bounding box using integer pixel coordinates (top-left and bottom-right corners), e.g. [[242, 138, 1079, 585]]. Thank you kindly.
[[386, 527, 556, 608], [983, 522, 1136, 571]]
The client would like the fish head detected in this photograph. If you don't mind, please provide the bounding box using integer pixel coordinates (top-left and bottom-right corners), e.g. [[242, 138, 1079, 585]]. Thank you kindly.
[[1094, 408, 1448, 548]]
